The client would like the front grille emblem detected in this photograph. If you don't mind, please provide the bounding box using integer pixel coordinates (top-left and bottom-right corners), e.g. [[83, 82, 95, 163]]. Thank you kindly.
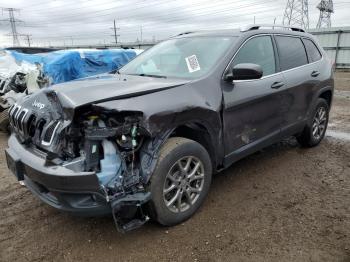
[[32, 100, 45, 110]]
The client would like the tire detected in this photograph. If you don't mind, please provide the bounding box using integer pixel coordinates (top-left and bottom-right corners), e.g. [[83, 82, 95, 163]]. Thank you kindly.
[[297, 98, 329, 147], [0, 108, 9, 133], [148, 137, 212, 226]]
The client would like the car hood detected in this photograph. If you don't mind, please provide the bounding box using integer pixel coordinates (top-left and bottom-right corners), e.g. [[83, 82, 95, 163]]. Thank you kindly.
[[50, 74, 190, 108]]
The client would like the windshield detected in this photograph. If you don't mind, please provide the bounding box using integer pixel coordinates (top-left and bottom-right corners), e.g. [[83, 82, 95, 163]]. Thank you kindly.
[[119, 36, 236, 79]]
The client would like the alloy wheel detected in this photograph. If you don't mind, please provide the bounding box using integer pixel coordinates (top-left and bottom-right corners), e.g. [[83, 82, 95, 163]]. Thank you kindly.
[[163, 156, 205, 213], [312, 106, 327, 140]]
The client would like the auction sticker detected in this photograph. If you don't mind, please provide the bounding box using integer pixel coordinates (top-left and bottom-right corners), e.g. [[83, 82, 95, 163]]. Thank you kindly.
[[185, 55, 201, 73]]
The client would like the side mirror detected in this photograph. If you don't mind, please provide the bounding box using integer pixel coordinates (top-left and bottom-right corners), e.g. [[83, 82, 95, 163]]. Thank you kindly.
[[225, 63, 263, 81]]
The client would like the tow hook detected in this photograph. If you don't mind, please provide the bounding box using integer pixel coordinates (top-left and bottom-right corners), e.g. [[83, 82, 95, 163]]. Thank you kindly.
[[111, 192, 151, 233]]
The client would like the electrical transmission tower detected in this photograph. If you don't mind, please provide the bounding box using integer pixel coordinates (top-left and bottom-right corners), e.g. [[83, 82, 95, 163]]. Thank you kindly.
[[0, 8, 23, 46], [316, 0, 334, 28], [282, 0, 309, 29]]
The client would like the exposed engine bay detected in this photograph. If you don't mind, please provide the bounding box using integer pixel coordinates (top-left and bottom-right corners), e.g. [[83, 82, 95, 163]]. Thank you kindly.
[[67, 111, 152, 232], [8, 94, 162, 232]]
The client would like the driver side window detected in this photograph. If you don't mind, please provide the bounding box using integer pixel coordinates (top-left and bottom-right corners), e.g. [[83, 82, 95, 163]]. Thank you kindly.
[[232, 35, 276, 77]]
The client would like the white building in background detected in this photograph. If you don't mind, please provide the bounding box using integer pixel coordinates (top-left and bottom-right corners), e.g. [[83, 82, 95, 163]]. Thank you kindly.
[[309, 26, 350, 69]]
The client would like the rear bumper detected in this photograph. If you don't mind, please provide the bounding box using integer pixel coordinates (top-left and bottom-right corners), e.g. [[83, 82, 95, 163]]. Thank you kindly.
[[6, 135, 111, 216]]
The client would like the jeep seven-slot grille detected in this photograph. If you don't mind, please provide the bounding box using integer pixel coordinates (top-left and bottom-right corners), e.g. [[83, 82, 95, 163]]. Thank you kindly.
[[9, 104, 60, 147]]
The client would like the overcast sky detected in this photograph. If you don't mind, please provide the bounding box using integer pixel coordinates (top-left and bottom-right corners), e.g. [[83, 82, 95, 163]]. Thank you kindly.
[[0, 0, 349, 47]]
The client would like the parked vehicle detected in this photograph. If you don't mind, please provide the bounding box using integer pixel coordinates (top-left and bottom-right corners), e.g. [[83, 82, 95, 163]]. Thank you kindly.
[[5, 25, 334, 232]]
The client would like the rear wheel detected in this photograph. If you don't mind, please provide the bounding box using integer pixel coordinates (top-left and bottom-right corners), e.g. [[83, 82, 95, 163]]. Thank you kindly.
[[148, 137, 212, 226], [297, 98, 329, 147]]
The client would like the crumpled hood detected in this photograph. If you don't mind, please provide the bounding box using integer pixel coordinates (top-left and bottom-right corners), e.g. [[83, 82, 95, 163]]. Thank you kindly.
[[49, 73, 190, 108]]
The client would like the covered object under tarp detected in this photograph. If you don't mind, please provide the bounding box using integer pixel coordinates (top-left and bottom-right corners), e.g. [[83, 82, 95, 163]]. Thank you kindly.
[[8, 49, 138, 85], [0, 48, 141, 131]]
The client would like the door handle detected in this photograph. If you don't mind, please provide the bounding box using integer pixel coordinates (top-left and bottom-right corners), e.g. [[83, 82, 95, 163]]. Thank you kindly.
[[311, 71, 320, 77], [271, 81, 284, 89]]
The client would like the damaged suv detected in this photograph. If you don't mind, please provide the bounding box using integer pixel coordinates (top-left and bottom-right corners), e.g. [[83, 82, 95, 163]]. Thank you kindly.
[[5, 25, 334, 232]]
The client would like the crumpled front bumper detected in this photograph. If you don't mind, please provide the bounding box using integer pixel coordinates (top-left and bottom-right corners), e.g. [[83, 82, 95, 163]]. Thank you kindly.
[[6, 134, 111, 216]]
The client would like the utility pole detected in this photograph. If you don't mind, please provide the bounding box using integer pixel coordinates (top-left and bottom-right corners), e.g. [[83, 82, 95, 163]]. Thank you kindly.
[[140, 25, 143, 43], [282, 0, 309, 29], [316, 0, 334, 28], [23, 34, 32, 47], [0, 7, 23, 46], [111, 19, 120, 45]]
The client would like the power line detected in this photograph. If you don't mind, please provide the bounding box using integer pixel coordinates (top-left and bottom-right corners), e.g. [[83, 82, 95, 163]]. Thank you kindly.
[[30, 1, 281, 40], [5, 0, 349, 46], [31, 3, 282, 41], [23, 0, 124, 12], [23, 0, 175, 21], [22, 0, 271, 24], [25, 0, 277, 28]]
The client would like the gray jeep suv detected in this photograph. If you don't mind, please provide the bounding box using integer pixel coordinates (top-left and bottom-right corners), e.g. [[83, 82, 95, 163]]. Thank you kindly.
[[5, 25, 334, 232]]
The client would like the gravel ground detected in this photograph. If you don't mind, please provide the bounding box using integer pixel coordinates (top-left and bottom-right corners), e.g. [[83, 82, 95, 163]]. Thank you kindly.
[[0, 73, 349, 262]]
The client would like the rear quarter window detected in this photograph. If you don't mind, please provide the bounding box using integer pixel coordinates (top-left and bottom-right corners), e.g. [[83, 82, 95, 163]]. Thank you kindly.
[[275, 36, 308, 71], [302, 38, 322, 62]]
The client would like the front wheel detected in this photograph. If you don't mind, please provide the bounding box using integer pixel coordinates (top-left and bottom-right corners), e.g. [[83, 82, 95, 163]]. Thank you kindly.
[[148, 137, 212, 226], [297, 98, 329, 147]]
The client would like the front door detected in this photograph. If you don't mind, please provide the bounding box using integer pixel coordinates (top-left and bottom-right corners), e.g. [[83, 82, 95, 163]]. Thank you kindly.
[[222, 35, 284, 161]]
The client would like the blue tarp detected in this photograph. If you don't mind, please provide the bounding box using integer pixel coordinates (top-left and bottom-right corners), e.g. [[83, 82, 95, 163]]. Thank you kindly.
[[8, 49, 137, 85]]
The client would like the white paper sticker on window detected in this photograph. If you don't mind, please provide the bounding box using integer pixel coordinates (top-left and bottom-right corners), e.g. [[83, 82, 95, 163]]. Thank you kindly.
[[185, 55, 201, 73], [92, 145, 97, 154]]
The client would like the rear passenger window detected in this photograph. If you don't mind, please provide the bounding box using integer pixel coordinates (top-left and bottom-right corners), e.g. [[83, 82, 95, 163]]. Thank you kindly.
[[302, 38, 322, 62], [275, 36, 308, 71], [232, 36, 276, 76]]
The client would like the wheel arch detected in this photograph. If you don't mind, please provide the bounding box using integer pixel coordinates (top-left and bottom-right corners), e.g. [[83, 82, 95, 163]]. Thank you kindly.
[[169, 122, 219, 173], [307, 86, 333, 118], [319, 89, 333, 107]]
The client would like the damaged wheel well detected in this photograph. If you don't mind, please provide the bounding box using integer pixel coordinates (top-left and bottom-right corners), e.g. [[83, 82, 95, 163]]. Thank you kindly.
[[170, 123, 217, 172]]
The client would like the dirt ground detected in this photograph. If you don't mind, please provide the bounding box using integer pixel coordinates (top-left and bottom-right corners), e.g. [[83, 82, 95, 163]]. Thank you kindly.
[[0, 73, 349, 262]]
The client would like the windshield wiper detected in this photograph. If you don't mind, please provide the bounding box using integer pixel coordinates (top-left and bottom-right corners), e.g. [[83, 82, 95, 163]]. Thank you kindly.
[[136, 73, 167, 79], [110, 69, 120, 74]]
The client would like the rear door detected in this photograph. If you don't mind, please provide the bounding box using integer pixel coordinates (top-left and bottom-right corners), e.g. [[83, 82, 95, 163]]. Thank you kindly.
[[274, 35, 321, 133], [222, 35, 285, 159]]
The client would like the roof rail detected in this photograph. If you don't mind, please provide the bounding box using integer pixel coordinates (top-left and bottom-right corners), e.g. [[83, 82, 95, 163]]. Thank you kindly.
[[240, 24, 305, 33], [171, 31, 196, 38]]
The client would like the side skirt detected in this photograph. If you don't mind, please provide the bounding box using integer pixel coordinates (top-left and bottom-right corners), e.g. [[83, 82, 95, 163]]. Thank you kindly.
[[222, 120, 306, 169]]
